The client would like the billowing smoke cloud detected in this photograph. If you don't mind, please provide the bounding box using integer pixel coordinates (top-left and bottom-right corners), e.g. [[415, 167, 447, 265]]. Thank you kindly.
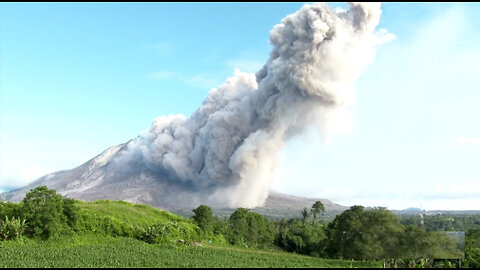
[[117, 2, 391, 208]]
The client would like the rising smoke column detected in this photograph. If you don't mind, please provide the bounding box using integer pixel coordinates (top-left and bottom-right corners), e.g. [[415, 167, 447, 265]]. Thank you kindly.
[[121, 2, 391, 208]]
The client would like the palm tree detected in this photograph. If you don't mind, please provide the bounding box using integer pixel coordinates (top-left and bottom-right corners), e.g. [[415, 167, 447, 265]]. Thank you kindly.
[[300, 207, 310, 222]]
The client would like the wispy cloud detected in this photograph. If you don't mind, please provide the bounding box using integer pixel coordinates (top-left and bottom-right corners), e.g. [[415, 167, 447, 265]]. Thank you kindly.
[[0, 164, 53, 190]]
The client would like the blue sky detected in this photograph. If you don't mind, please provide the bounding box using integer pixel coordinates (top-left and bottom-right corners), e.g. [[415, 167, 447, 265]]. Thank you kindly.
[[1, 3, 479, 210]]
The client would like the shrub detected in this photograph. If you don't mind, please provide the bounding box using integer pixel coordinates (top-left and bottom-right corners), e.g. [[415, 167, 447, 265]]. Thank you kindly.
[[0, 216, 26, 240], [0, 201, 22, 220], [137, 221, 200, 244]]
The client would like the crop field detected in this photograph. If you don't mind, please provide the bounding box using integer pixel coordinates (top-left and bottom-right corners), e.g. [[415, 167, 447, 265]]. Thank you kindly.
[[0, 235, 381, 268]]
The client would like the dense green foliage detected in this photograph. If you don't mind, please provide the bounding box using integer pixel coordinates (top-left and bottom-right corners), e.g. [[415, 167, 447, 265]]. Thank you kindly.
[[0, 234, 381, 268], [20, 186, 66, 238], [464, 226, 480, 268], [62, 198, 79, 228], [0, 201, 22, 220], [324, 206, 462, 260], [192, 205, 215, 234], [227, 208, 276, 247], [0, 187, 202, 245], [276, 218, 326, 256], [401, 213, 480, 232], [1, 186, 479, 268], [0, 216, 26, 240], [325, 206, 403, 259]]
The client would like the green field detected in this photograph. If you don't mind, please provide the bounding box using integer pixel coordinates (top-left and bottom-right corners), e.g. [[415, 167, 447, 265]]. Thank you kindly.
[[0, 198, 380, 268], [5, 191, 475, 268], [0, 234, 381, 268]]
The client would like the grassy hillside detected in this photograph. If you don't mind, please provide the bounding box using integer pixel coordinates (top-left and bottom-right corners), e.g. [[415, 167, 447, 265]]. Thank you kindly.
[[73, 199, 204, 244], [78, 199, 188, 227], [0, 234, 381, 268], [0, 198, 381, 268]]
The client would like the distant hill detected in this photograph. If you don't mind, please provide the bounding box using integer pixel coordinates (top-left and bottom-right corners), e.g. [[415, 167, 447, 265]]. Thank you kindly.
[[401, 207, 423, 212]]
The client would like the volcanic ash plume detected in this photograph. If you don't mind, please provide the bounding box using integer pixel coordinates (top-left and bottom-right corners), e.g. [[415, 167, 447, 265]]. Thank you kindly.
[[118, 2, 391, 208]]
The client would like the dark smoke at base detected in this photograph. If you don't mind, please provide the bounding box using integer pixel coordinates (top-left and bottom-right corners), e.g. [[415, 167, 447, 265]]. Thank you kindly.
[[113, 2, 393, 208]]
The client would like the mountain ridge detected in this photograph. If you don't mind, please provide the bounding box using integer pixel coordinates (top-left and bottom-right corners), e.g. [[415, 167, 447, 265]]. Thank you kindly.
[[0, 142, 347, 218]]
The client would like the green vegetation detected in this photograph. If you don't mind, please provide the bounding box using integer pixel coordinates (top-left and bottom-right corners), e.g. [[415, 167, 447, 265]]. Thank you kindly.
[[75, 200, 201, 244], [276, 218, 326, 256], [21, 186, 67, 238], [324, 206, 463, 259], [192, 204, 215, 233], [0, 216, 26, 241], [227, 208, 276, 247], [310, 201, 325, 223], [1, 186, 479, 268], [464, 226, 480, 268], [0, 234, 380, 268], [401, 213, 480, 232]]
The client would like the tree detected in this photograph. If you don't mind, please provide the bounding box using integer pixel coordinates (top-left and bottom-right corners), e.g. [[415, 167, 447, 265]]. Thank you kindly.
[[310, 201, 325, 223], [275, 218, 326, 256], [325, 205, 404, 259], [300, 207, 310, 222], [192, 205, 215, 233], [21, 186, 64, 239], [228, 208, 275, 247]]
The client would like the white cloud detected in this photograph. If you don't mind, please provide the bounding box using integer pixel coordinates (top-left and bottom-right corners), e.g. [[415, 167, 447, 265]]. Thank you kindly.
[[0, 164, 52, 189]]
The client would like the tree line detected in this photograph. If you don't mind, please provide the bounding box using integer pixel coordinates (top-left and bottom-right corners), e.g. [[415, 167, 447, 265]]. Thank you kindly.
[[192, 204, 467, 261], [1, 186, 479, 268]]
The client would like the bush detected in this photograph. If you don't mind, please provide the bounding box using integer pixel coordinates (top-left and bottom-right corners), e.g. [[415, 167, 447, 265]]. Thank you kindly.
[[62, 198, 80, 228], [0, 216, 26, 240], [275, 219, 326, 255], [74, 210, 137, 238], [0, 201, 22, 220], [137, 221, 200, 244]]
